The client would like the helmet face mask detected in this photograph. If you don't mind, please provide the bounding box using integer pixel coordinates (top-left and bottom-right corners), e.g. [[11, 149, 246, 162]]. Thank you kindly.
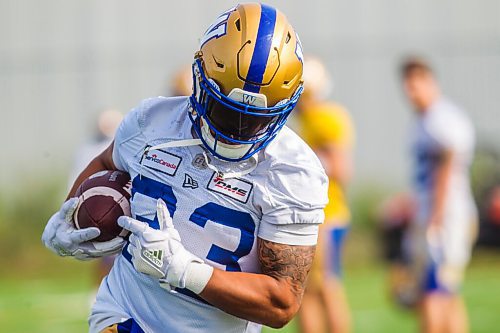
[[205, 95, 278, 141], [190, 58, 302, 161], [189, 3, 304, 162]]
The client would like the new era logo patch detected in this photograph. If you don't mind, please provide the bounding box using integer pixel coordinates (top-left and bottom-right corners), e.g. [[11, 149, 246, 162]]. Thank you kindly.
[[207, 172, 253, 203], [183, 174, 199, 189], [141, 148, 182, 177]]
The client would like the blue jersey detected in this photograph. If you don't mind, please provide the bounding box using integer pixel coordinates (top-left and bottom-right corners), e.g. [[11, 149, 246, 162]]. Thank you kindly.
[[89, 96, 328, 333]]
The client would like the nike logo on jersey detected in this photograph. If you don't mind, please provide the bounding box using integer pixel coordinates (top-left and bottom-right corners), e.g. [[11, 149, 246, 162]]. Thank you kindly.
[[183, 173, 199, 189], [141, 148, 182, 177], [207, 172, 253, 203]]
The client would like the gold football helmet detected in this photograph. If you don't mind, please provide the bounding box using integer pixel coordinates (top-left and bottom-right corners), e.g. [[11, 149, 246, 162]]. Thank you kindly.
[[189, 3, 304, 161]]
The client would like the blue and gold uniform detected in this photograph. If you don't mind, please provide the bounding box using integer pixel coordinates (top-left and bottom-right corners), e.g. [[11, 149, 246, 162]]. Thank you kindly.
[[90, 4, 328, 333]]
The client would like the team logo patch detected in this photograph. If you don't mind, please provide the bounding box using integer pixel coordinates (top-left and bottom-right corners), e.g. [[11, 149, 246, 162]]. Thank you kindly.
[[141, 148, 182, 177], [183, 174, 199, 189], [199, 6, 235, 48], [295, 32, 304, 63], [192, 153, 209, 170], [207, 172, 253, 203]]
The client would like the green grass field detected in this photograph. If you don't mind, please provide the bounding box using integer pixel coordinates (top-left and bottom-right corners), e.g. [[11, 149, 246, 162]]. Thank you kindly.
[[1, 185, 498, 332], [1, 246, 498, 333], [266, 252, 500, 333]]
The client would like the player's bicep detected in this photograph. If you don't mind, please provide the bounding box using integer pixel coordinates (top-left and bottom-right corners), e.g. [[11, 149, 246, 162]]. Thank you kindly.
[[99, 141, 117, 170], [258, 237, 315, 300]]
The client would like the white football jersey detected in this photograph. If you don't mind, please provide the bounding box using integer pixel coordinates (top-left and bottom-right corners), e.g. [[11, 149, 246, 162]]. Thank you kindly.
[[89, 96, 328, 333], [411, 98, 477, 224]]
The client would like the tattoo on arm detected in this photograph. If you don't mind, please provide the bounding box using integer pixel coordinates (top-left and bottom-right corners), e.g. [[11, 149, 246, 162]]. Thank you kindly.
[[258, 239, 315, 300]]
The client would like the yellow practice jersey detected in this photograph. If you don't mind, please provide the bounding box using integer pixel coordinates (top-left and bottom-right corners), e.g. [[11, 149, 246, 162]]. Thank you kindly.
[[299, 101, 355, 224]]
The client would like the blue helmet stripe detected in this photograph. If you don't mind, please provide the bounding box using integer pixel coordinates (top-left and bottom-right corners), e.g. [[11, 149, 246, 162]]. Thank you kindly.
[[243, 4, 277, 93]]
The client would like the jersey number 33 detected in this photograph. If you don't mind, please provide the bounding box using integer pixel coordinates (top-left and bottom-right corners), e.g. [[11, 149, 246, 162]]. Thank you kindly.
[[130, 174, 255, 272]]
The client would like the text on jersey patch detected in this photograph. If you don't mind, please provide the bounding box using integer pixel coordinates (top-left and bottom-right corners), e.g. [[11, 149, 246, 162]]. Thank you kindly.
[[207, 172, 253, 204], [142, 148, 182, 177]]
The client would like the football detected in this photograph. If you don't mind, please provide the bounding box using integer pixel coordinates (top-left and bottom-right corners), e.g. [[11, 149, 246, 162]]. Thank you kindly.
[[73, 170, 132, 242]]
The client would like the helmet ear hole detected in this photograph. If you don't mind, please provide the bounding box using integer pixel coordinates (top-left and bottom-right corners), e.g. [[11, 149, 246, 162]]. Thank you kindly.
[[235, 18, 241, 31], [285, 32, 291, 44]]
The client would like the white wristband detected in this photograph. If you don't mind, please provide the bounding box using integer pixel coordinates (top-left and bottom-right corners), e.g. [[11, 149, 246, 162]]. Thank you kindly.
[[184, 262, 214, 294]]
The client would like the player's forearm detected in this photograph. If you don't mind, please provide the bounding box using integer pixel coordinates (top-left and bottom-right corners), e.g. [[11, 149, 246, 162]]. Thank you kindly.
[[199, 269, 298, 328], [198, 240, 314, 328], [431, 150, 454, 224], [66, 142, 116, 199]]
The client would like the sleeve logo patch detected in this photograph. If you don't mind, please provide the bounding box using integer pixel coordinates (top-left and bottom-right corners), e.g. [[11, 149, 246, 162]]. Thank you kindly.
[[141, 148, 182, 177], [207, 172, 253, 203]]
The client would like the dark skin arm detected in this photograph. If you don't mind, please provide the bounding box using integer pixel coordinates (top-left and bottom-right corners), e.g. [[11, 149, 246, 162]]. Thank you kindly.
[[199, 238, 315, 328], [66, 141, 117, 199]]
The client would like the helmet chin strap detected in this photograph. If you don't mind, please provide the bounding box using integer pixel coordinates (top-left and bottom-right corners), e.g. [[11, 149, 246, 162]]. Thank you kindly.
[[145, 139, 202, 153], [142, 138, 258, 179]]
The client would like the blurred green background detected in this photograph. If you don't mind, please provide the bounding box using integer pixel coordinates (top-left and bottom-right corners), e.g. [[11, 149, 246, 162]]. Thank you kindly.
[[1, 178, 498, 333]]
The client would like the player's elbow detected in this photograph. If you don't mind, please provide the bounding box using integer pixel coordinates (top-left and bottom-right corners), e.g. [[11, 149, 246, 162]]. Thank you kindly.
[[265, 295, 299, 328], [266, 305, 297, 328]]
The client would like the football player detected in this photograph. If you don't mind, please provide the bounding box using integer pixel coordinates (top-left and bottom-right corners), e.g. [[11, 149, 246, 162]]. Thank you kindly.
[[42, 3, 328, 333], [294, 56, 355, 333], [401, 57, 477, 333]]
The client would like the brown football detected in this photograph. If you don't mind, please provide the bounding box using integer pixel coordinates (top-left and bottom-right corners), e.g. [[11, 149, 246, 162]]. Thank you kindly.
[[73, 170, 132, 242]]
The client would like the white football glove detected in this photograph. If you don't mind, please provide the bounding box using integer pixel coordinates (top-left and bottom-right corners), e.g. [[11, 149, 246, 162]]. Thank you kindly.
[[42, 198, 126, 260], [118, 199, 213, 294]]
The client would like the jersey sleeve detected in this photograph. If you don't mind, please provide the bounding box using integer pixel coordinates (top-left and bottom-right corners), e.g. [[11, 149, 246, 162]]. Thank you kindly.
[[112, 104, 144, 172], [256, 158, 329, 246], [427, 108, 474, 155]]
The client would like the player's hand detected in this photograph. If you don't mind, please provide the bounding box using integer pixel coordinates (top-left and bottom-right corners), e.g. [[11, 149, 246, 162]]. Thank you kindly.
[[118, 199, 208, 290], [42, 198, 126, 260]]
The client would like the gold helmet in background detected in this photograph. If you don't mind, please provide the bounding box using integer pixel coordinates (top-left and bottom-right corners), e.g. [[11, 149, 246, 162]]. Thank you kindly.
[[190, 3, 304, 161]]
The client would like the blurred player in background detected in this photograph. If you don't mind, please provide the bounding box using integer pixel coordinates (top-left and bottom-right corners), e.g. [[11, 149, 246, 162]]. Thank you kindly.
[[377, 193, 417, 309], [401, 57, 477, 333], [70, 109, 123, 283], [295, 56, 355, 333], [69, 109, 123, 185], [169, 65, 193, 97]]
